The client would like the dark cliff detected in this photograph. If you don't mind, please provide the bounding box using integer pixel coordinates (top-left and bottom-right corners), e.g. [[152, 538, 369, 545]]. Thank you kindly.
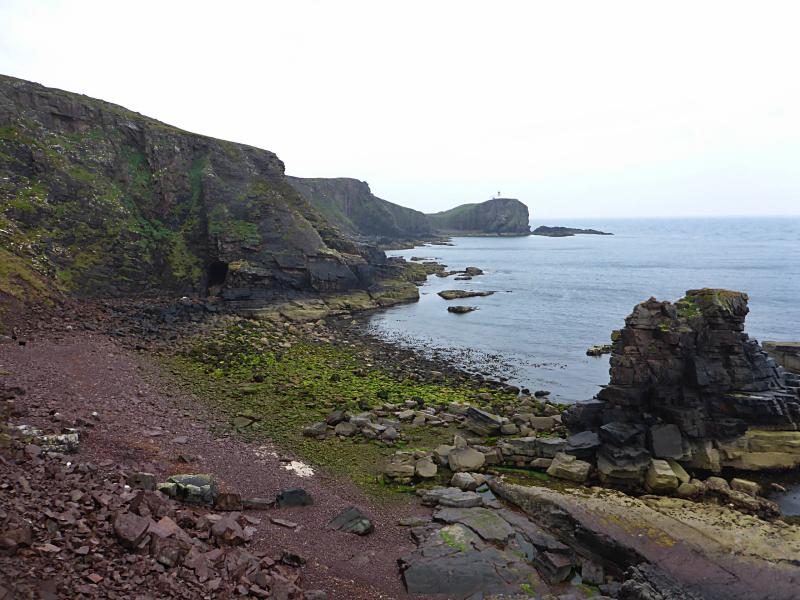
[[288, 178, 532, 241], [0, 75, 393, 307], [427, 198, 531, 235], [285, 177, 433, 243]]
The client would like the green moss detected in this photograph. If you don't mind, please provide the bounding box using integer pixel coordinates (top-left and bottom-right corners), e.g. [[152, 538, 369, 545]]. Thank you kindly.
[[163, 320, 517, 497], [439, 530, 468, 552]]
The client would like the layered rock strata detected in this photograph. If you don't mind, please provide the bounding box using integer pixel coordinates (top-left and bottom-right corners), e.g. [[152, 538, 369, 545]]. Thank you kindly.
[[565, 289, 800, 484]]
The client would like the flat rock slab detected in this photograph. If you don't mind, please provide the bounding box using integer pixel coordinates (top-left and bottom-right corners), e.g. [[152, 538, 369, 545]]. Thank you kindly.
[[433, 507, 515, 542], [492, 480, 800, 600]]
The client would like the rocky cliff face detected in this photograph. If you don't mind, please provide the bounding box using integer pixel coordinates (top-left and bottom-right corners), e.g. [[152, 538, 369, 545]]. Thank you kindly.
[[427, 197, 530, 235], [564, 289, 800, 485], [0, 75, 392, 306], [285, 177, 433, 243]]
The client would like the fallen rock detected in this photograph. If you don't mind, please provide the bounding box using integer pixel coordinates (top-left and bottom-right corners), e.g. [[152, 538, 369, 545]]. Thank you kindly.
[[546, 452, 591, 483], [329, 506, 374, 535], [448, 447, 486, 472], [275, 487, 313, 508]]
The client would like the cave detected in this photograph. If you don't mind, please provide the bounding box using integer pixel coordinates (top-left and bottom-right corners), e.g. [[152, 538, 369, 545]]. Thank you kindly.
[[206, 260, 229, 289]]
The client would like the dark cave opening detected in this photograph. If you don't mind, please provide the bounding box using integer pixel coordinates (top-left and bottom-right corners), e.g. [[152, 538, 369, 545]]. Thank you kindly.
[[207, 260, 229, 289]]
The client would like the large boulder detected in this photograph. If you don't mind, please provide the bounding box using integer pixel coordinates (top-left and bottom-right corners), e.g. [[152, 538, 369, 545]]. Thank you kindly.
[[448, 447, 486, 472], [546, 452, 591, 483]]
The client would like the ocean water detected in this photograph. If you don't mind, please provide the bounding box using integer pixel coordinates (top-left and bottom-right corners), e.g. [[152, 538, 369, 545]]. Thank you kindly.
[[366, 217, 800, 402]]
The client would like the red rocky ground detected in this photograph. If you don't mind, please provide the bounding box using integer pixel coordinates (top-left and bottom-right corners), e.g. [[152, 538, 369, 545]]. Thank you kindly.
[[0, 330, 428, 599]]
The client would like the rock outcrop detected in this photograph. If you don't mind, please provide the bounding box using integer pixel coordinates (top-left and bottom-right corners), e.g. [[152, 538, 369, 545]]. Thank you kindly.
[[531, 226, 612, 237], [0, 75, 397, 306], [564, 289, 800, 483], [285, 177, 433, 245], [427, 197, 531, 235]]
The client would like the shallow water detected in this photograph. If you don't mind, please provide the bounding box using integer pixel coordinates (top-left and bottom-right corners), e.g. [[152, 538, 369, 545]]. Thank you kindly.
[[367, 217, 800, 402]]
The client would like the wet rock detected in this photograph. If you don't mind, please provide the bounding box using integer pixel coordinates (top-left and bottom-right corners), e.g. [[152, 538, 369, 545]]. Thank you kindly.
[[329, 506, 374, 535], [438, 289, 493, 300], [275, 488, 313, 508], [448, 305, 478, 314], [546, 452, 591, 483], [586, 344, 612, 356]]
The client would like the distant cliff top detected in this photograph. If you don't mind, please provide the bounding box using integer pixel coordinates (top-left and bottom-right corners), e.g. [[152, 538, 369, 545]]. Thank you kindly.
[[427, 197, 531, 236]]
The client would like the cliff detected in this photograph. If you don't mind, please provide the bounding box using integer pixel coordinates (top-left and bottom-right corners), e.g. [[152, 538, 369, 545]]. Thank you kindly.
[[285, 177, 433, 243], [0, 75, 399, 309], [288, 179, 532, 241], [427, 197, 531, 235]]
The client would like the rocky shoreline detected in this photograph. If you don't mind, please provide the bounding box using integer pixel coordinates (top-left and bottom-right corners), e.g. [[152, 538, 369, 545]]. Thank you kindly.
[[4, 276, 800, 598]]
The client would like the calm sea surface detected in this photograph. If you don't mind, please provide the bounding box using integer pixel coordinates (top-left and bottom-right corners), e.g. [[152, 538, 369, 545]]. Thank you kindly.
[[366, 217, 800, 402]]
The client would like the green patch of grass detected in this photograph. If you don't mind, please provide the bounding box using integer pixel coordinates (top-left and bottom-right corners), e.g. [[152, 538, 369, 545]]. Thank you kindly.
[[164, 320, 517, 498]]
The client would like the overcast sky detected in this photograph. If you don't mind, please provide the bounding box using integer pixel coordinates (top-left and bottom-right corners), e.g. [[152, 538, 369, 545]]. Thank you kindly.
[[1, 1, 799, 219]]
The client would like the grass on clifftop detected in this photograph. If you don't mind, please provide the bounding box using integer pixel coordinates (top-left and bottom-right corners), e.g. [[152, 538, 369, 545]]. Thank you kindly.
[[164, 319, 517, 498]]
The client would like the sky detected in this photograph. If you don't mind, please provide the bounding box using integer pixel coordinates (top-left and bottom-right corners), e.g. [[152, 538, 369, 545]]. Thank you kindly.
[[1, 1, 799, 219]]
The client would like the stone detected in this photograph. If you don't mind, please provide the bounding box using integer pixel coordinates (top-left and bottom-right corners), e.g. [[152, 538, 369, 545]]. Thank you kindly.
[[113, 512, 150, 549], [126, 472, 156, 491], [500, 422, 519, 435], [437, 289, 493, 300], [546, 452, 591, 483], [705, 476, 730, 493], [530, 458, 553, 469], [165, 474, 218, 504], [275, 487, 313, 507], [536, 437, 567, 458], [381, 426, 399, 441], [649, 424, 685, 459], [384, 452, 416, 479], [599, 422, 645, 446], [564, 431, 601, 458], [419, 487, 484, 508], [530, 416, 556, 431], [415, 458, 438, 478], [303, 421, 328, 438], [464, 407, 504, 436], [665, 458, 691, 484], [334, 421, 357, 437], [433, 507, 515, 542], [447, 305, 478, 314], [243, 497, 275, 510], [214, 492, 243, 511], [676, 480, 704, 498], [329, 506, 374, 535], [433, 444, 455, 465], [730, 478, 760, 496], [325, 409, 346, 425], [211, 516, 247, 546], [581, 560, 604, 586], [448, 447, 486, 472], [451, 472, 479, 491], [644, 459, 679, 494]]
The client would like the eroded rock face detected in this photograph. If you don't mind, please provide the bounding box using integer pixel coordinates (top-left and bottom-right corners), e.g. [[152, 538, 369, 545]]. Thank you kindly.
[[564, 289, 800, 480], [0, 74, 393, 302], [427, 197, 531, 235]]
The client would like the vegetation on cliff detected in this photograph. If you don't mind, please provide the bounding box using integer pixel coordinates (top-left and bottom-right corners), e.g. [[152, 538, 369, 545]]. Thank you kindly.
[[0, 75, 391, 311]]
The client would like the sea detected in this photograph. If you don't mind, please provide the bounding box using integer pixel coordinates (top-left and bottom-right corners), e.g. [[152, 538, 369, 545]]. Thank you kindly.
[[366, 217, 800, 403]]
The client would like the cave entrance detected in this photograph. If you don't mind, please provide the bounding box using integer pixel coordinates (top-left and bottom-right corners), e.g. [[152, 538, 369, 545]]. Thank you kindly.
[[207, 261, 229, 289]]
